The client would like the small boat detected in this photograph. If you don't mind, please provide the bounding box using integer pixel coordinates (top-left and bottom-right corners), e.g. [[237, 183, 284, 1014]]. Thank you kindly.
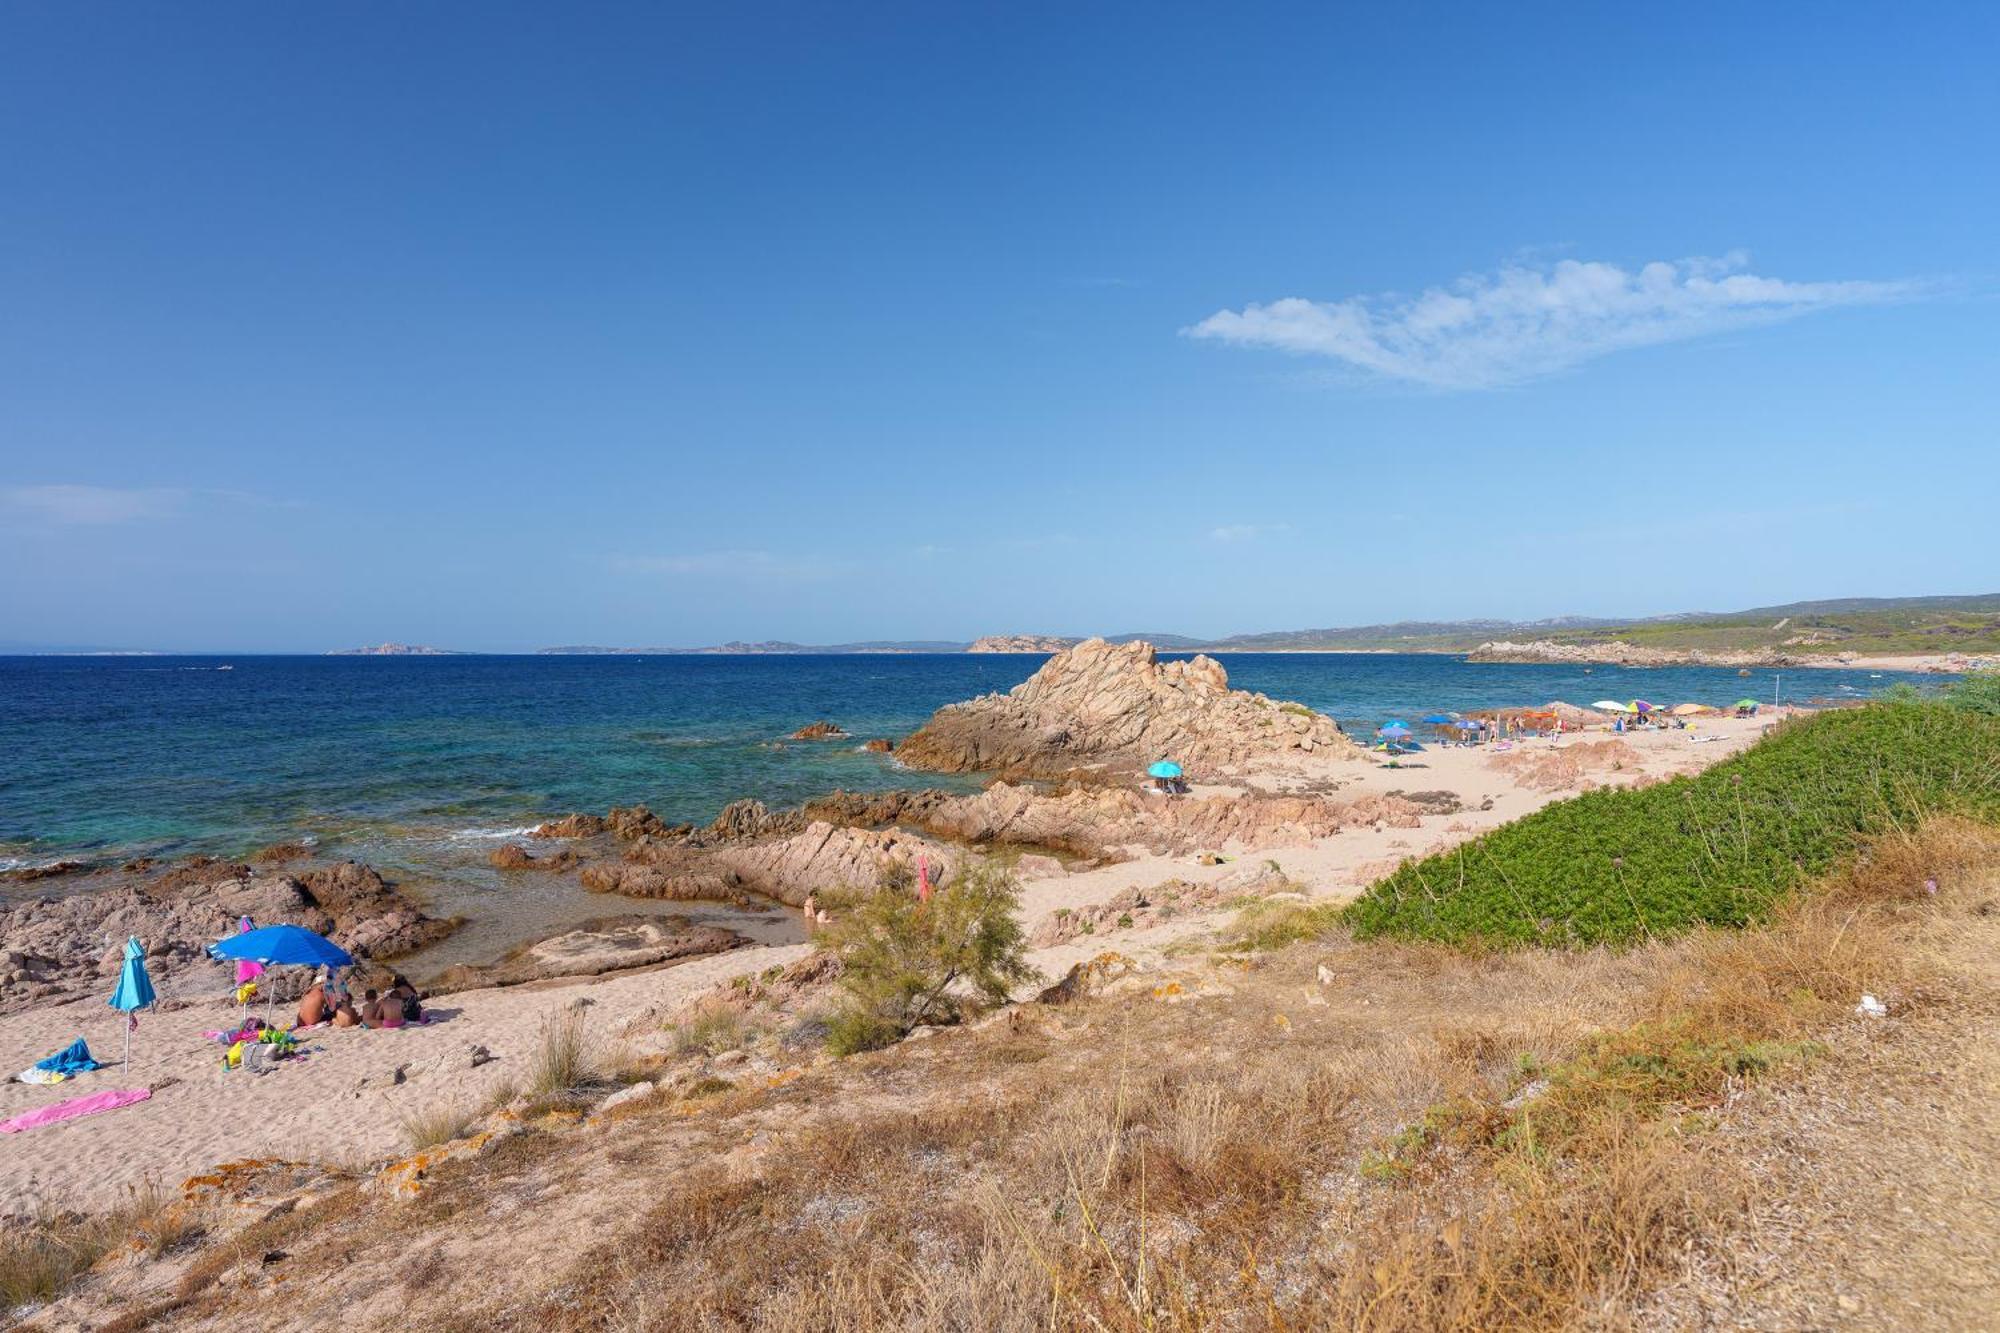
[[217, 664, 234, 671], [1737, 668, 1752, 677]]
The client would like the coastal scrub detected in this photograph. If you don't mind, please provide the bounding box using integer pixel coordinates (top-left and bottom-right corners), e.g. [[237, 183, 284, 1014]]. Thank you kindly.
[[1344, 700, 2000, 947], [818, 863, 1037, 1054]]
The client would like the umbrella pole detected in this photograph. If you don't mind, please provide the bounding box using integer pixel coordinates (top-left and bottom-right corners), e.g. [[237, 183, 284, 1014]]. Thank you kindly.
[[122, 1019, 131, 1077]]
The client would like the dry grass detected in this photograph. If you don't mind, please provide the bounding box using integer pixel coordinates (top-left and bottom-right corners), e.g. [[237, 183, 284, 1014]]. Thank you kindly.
[[666, 996, 752, 1056], [30, 818, 1997, 1332], [0, 1178, 196, 1310], [399, 1099, 481, 1152], [524, 1007, 600, 1103]]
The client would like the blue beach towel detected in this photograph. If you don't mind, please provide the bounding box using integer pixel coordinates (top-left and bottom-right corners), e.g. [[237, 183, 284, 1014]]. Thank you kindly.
[[35, 1038, 101, 1077]]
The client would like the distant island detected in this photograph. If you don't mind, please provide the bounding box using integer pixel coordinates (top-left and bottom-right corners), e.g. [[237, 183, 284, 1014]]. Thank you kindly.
[[327, 643, 466, 656]]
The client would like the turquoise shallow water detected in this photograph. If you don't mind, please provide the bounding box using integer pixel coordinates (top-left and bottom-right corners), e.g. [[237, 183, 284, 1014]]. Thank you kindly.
[[0, 651, 1935, 875]]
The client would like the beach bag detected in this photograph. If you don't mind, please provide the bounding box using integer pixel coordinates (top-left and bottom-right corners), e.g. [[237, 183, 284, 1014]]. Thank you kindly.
[[401, 994, 423, 1023]]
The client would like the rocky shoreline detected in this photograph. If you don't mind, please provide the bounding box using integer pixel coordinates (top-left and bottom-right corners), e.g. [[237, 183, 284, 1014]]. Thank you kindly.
[[0, 641, 1416, 1010]]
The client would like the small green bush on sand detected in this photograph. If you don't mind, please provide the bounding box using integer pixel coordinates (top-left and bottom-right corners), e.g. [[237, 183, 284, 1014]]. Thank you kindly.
[[818, 862, 1038, 1055]]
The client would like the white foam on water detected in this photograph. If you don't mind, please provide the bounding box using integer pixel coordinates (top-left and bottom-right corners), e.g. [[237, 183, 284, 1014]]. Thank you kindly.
[[446, 825, 542, 842]]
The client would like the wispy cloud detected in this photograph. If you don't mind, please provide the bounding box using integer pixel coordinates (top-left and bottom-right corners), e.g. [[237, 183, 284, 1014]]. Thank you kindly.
[[1210, 522, 1290, 543], [2, 485, 189, 524], [1183, 253, 1919, 390], [609, 550, 841, 581], [2, 484, 302, 526]]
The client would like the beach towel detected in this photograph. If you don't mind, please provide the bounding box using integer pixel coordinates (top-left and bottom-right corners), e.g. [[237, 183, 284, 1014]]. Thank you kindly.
[[35, 1037, 101, 1077], [0, 1087, 150, 1134], [13, 1067, 67, 1085]]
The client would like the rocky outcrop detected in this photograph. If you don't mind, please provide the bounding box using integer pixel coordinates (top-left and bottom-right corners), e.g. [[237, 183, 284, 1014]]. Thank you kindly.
[[805, 781, 1433, 859], [0, 857, 453, 1016], [862, 738, 895, 753], [489, 843, 579, 872], [0, 859, 89, 884], [896, 639, 1361, 779], [532, 813, 608, 839], [607, 806, 677, 841], [789, 721, 849, 741], [579, 860, 748, 903], [967, 635, 1081, 653], [712, 823, 959, 907], [1467, 639, 1806, 668], [294, 861, 458, 959], [428, 916, 744, 991], [528, 808, 604, 832]]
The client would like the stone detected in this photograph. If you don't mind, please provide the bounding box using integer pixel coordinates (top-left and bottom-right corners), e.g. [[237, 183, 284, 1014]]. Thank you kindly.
[[598, 1082, 655, 1113], [789, 721, 849, 741], [1012, 853, 1065, 879], [861, 738, 895, 753], [532, 813, 608, 839]]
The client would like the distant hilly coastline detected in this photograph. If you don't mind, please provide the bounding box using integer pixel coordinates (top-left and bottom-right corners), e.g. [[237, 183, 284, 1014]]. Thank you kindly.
[[533, 594, 2000, 661]]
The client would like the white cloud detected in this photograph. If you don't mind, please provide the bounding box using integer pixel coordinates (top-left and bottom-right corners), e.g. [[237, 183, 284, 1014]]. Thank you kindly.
[[1210, 522, 1289, 543], [1, 484, 187, 524], [609, 550, 840, 581], [1184, 254, 1917, 389]]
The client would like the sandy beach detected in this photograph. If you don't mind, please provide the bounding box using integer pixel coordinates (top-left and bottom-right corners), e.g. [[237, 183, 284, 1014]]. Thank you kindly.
[[0, 712, 1779, 1212]]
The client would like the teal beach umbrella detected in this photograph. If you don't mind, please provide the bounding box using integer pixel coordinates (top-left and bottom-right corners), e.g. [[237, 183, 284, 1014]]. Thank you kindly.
[[108, 936, 157, 1074], [1147, 760, 1183, 779]]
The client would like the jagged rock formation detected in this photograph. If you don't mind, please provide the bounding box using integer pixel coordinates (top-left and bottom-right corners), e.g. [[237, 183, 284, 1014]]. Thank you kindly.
[[897, 638, 1361, 778], [967, 634, 1081, 653], [788, 721, 849, 741]]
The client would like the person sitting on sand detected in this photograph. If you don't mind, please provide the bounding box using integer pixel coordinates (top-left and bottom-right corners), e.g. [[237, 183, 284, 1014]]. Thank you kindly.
[[296, 980, 330, 1028], [330, 994, 360, 1028], [388, 973, 424, 1025], [360, 987, 390, 1030]]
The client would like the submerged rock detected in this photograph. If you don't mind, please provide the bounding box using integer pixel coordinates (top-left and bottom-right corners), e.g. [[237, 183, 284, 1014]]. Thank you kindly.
[[789, 721, 849, 741]]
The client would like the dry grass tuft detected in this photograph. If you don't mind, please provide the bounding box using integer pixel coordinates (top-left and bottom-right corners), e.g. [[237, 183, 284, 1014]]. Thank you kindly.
[[399, 1099, 481, 1151]]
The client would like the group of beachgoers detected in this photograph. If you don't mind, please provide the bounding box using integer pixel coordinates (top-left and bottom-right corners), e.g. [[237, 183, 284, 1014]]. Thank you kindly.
[[292, 969, 425, 1031]]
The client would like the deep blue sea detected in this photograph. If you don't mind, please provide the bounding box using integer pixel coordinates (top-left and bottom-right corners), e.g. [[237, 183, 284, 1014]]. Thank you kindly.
[[0, 651, 1936, 875]]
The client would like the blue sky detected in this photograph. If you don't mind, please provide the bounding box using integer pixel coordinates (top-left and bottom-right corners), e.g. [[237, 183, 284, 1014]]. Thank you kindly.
[[2, 3, 1995, 651]]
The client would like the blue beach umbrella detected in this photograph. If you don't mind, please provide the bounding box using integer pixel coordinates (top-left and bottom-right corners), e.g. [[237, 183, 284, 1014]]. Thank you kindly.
[[1377, 721, 1412, 738], [1147, 760, 1183, 779], [209, 924, 353, 970], [1420, 714, 1454, 725], [108, 936, 157, 1074]]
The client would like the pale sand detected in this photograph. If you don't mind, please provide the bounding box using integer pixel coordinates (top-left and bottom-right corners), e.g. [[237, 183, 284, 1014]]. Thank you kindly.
[[0, 714, 1777, 1213]]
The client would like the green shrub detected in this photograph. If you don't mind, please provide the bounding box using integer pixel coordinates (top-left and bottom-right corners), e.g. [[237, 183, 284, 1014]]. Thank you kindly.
[[1942, 668, 2000, 717], [1344, 701, 2000, 948], [817, 862, 1038, 1053]]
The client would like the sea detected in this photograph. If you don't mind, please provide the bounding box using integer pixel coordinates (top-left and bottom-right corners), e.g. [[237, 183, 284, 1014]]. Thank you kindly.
[[0, 652, 1936, 969]]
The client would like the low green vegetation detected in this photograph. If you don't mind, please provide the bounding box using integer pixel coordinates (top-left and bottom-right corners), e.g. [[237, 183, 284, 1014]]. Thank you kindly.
[[818, 862, 1037, 1055], [1344, 700, 2000, 947]]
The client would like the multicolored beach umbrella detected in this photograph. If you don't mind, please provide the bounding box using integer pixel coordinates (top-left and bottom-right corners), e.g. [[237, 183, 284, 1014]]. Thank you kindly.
[[108, 936, 157, 1074], [1377, 720, 1412, 737]]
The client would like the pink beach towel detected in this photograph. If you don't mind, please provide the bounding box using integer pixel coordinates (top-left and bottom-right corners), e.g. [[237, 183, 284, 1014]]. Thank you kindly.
[[0, 1086, 151, 1134]]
